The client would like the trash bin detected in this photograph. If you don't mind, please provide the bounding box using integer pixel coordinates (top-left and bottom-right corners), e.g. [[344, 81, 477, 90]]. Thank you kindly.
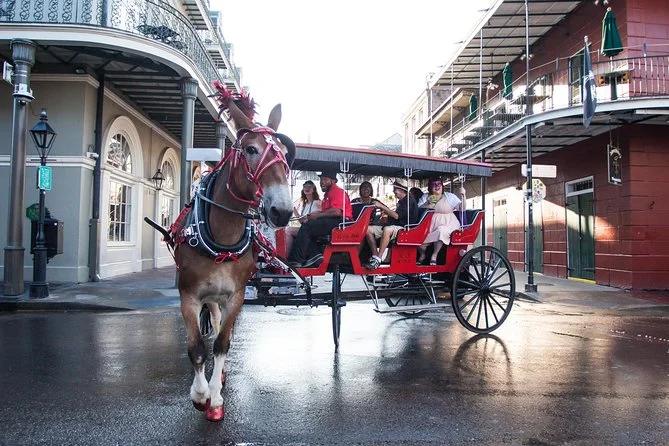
[[30, 218, 64, 260]]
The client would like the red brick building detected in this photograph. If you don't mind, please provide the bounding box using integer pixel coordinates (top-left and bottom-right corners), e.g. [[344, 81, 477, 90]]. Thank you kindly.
[[411, 0, 669, 290]]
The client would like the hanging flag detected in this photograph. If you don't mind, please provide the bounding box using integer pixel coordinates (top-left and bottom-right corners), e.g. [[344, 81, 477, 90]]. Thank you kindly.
[[582, 36, 597, 127]]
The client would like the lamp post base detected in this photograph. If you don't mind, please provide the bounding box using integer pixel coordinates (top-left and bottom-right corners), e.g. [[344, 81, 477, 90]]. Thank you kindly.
[[31, 245, 50, 299], [29, 282, 50, 298], [525, 283, 538, 292]]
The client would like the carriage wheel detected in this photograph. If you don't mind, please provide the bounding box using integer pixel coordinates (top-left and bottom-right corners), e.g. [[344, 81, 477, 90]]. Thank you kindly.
[[330, 265, 342, 351], [451, 246, 515, 333], [384, 293, 430, 317]]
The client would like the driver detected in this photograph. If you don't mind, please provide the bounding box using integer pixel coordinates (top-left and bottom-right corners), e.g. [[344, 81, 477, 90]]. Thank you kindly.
[[286, 169, 352, 268]]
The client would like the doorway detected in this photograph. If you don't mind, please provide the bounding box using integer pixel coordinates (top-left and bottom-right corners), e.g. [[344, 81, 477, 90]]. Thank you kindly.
[[566, 177, 595, 280], [493, 198, 508, 257]]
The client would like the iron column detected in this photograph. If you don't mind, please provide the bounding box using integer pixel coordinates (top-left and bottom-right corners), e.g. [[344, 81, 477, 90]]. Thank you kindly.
[[3, 39, 36, 296], [524, 0, 537, 292], [180, 78, 198, 210]]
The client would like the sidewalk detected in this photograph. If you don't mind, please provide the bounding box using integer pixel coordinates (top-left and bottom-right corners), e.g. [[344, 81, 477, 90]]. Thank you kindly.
[[1, 267, 668, 313]]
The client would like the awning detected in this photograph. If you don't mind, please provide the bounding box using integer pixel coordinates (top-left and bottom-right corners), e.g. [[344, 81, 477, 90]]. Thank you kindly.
[[293, 144, 492, 178]]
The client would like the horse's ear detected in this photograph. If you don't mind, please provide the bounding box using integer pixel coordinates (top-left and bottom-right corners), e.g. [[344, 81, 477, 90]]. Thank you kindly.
[[226, 99, 255, 132], [267, 104, 282, 131]]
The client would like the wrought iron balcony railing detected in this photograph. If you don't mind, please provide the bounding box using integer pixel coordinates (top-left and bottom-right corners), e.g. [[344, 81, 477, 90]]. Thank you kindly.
[[0, 0, 233, 90], [434, 54, 669, 157]]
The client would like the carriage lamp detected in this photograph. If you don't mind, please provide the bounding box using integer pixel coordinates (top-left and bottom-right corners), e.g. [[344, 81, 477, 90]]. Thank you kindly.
[[29, 109, 57, 299], [152, 169, 165, 191]]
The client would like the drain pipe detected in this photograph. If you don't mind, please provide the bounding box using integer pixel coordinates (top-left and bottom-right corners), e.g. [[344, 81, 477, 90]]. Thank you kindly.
[[88, 72, 105, 282]]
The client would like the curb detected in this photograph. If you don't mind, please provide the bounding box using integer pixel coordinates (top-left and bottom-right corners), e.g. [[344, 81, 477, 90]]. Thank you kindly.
[[0, 300, 133, 313], [516, 291, 542, 303]]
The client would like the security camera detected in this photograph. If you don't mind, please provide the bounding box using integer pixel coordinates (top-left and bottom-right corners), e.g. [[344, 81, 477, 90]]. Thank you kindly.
[[86, 151, 99, 160]]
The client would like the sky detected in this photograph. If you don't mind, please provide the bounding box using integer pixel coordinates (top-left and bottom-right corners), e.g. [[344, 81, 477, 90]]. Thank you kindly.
[[213, 0, 495, 148]]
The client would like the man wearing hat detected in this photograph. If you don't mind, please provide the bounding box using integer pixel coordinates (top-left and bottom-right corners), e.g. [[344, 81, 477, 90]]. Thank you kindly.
[[362, 179, 418, 270], [286, 168, 352, 268]]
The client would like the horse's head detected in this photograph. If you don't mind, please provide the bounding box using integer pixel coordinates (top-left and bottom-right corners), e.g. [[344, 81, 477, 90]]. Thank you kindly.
[[225, 100, 294, 228]]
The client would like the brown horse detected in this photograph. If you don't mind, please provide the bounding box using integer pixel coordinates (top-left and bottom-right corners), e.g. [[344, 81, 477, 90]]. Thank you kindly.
[[170, 94, 293, 421]]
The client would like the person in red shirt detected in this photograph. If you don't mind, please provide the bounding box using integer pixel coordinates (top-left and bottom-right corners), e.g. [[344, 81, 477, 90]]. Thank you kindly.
[[287, 169, 352, 268]]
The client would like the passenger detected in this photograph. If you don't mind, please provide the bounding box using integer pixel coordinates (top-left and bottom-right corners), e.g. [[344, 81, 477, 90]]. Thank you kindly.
[[351, 181, 375, 219], [417, 178, 462, 210], [285, 180, 322, 256], [409, 186, 424, 204], [287, 169, 353, 268], [362, 180, 418, 270], [417, 178, 462, 265]]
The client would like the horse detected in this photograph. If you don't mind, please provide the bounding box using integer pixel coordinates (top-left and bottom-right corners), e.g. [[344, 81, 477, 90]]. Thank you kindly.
[[149, 85, 294, 422]]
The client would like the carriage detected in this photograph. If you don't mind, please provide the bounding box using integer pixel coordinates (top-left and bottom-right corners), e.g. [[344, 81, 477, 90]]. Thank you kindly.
[[249, 144, 516, 350], [145, 85, 514, 421]]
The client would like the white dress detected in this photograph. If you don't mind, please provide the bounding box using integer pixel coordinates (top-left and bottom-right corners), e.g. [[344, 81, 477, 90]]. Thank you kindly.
[[422, 196, 461, 245]]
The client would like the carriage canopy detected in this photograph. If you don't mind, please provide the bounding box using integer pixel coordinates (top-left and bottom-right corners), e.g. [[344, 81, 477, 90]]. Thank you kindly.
[[292, 144, 492, 179]]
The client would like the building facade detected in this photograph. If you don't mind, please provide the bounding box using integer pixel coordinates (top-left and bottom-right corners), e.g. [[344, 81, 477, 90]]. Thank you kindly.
[[0, 0, 243, 290], [406, 0, 669, 290]]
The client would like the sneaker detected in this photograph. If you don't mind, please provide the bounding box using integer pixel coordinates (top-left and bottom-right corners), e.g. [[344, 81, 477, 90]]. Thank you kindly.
[[363, 257, 381, 270], [287, 260, 304, 268], [303, 254, 324, 268]]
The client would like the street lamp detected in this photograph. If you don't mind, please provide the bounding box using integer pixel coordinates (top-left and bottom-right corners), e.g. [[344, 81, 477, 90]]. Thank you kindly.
[[29, 109, 56, 298], [151, 169, 165, 190]]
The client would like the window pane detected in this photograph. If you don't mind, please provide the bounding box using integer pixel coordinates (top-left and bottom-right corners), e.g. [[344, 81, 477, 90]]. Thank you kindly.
[[108, 180, 132, 242], [106, 133, 132, 173]]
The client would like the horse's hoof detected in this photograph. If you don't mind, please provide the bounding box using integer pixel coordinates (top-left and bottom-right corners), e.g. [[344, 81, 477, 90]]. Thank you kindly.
[[193, 398, 210, 412], [206, 406, 224, 422]]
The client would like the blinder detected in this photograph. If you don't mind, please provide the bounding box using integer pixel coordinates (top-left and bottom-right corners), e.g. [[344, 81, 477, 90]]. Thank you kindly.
[[275, 133, 296, 168]]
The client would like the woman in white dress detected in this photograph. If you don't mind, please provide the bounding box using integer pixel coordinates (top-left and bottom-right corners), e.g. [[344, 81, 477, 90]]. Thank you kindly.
[[417, 178, 462, 265], [285, 181, 322, 255]]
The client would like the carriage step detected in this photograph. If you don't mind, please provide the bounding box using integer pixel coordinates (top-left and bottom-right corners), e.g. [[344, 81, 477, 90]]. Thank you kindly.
[[374, 302, 450, 313]]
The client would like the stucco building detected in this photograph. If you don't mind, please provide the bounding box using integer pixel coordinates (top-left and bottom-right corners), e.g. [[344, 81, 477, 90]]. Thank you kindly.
[[0, 0, 243, 292]]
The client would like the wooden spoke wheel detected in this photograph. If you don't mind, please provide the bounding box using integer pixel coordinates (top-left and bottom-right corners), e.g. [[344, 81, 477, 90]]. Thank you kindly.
[[384, 280, 432, 317], [451, 246, 515, 333], [330, 265, 343, 351]]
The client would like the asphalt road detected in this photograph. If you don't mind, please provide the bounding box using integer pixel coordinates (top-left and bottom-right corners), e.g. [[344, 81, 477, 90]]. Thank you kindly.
[[0, 299, 667, 445]]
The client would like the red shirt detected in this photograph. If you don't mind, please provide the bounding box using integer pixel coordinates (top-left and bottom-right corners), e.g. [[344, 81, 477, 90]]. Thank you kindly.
[[322, 182, 353, 220]]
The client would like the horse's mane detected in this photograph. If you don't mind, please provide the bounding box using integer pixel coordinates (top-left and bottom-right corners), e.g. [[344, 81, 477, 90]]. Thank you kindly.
[[212, 81, 257, 121]]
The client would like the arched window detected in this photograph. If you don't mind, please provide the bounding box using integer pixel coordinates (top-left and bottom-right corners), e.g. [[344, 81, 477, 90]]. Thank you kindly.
[[106, 133, 133, 172], [106, 132, 134, 242], [160, 160, 176, 191]]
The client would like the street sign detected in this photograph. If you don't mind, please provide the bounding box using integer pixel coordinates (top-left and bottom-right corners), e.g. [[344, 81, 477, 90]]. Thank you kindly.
[[521, 164, 557, 178], [2, 61, 13, 85], [37, 166, 52, 191], [532, 179, 546, 203]]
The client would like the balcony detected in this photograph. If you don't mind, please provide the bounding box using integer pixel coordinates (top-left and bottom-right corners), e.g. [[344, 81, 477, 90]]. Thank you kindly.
[[0, 0, 225, 88], [0, 0, 243, 146], [433, 54, 669, 158]]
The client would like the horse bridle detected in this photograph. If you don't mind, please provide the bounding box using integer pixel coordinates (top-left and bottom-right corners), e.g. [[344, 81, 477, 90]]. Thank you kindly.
[[217, 126, 295, 208]]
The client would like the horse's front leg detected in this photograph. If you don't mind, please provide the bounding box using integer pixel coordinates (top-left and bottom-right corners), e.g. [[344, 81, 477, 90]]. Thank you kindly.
[[181, 297, 210, 411], [206, 291, 244, 422], [206, 302, 222, 338]]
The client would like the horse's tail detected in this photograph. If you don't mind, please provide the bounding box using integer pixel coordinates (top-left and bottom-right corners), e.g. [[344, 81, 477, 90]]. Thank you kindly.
[[144, 217, 173, 246]]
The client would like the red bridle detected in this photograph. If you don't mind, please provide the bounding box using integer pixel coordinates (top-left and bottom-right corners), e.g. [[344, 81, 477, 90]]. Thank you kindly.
[[214, 126, 292, 207]]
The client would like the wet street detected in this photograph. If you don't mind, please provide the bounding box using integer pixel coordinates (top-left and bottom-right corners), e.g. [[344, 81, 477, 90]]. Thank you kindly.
[[1, 298, 667, 445]]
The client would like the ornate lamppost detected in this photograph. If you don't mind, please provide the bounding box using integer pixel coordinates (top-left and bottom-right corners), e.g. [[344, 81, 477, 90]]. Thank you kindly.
[[29, 109, 57, 298]]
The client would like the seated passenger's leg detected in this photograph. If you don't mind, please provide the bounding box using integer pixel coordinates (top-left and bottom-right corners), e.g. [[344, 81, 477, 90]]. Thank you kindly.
[[430, 240, 444, 264], [287, 224, 311, 263]]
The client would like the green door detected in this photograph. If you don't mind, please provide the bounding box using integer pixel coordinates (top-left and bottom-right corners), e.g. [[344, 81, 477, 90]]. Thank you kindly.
[[566, 192, 595, 280], [493, 199, 508, 256], [532, 202, 543, 273]]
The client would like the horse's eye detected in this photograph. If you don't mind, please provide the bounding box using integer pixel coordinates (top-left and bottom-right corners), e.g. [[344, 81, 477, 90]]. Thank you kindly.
[[245, 146, 258, 156]]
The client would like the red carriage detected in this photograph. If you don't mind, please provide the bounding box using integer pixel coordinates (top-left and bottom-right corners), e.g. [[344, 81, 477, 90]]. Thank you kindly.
[[250, 144, 516, 350]]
